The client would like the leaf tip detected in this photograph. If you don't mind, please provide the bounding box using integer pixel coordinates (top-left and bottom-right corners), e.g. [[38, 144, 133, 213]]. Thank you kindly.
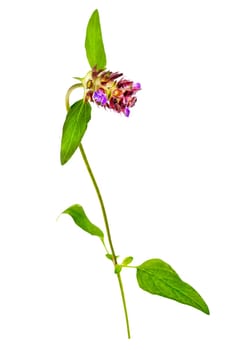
[[203, 303, 210, 315], [56, 213, 62, 222], [60, 149, 69, 165], [60, 154, 66, 165], [92, 8, 99, 16]]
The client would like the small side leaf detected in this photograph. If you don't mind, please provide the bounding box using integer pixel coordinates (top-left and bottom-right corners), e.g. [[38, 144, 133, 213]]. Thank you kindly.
[[85, 9, 107, 69], [106, 254, 119, 261], [62, 204, 104, 240], [122, 256, 134, 266], [60, 100, 91, 165], [114, 264, 122, 274], [136, 259, 209, 315]]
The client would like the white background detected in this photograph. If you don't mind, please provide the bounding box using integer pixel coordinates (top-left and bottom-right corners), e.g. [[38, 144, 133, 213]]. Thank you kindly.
[[0, 0, 233, 348]]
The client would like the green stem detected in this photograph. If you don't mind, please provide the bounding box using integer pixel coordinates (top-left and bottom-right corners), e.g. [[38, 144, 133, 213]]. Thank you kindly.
[[122, 265, 138, 269], [117, 274, 131, 338], [65, 85, 131, 339], [78, 144, 117, 264], [65, 83, 82, 111], [79, 143, 131, 339]]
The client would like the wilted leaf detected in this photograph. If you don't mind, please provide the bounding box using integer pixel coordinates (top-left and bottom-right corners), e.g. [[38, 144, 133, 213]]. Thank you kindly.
[[62, 204, 104, 240]]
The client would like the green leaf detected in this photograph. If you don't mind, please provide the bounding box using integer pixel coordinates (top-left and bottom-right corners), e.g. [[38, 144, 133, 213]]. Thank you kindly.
[[122, 256, 134, 266], [85, 9, 107, 69], [114, 264, 122, 274], [62, 204, 104, 240], [106, 253, 119, 261], [136, 259, 209, 315], [106, 253, 113, 260], [60, 100, 91, 165]]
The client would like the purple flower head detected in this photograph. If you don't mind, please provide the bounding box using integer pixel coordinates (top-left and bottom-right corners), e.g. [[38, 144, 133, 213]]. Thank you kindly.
[[93, 89, 107, 106], [83, 67, 141, 117]]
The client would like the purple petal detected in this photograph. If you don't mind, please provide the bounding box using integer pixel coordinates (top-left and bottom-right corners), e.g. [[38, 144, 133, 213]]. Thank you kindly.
[[124, 107, 130, 117], [93, 90, 107, 106], [132, 82, 141, 90]]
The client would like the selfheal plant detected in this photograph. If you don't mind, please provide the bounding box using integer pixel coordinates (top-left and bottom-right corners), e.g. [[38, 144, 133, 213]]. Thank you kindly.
[[59, 9, 209, 339]]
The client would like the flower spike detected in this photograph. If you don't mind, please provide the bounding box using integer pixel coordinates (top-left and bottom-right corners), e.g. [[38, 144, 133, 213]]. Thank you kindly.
[[82, 67, 141, 117]]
